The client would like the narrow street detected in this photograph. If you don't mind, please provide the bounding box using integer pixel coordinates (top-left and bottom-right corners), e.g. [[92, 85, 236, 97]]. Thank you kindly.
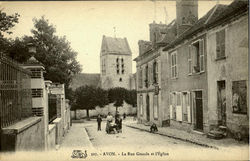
[[84, 120, 202, 151], [56, 120, 248, 160]]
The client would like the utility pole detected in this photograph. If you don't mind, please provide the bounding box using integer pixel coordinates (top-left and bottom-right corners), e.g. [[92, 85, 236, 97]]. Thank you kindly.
[[164, 6, 168, 24]]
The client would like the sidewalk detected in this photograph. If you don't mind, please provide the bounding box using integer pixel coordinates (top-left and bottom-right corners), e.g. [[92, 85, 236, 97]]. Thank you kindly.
[[59, 123, 94, 150], [123, 119, 248, 150]]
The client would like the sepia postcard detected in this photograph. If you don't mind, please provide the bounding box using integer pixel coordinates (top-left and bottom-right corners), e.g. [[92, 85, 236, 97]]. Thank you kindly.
[[0, 0, 249, 160]]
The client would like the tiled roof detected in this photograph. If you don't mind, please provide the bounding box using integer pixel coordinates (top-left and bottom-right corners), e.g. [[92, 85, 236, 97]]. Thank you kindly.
[[70, 73, 101, 90], [158, 20, 177, 45], [163, 0, 248, 51], [102, 36, 132, 55]]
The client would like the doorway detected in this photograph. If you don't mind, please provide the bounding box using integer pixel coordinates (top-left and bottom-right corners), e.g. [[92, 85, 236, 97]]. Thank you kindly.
[[146, 94, 150, 121], [195, 91, 203, 131], [217, 81, 226, 126]]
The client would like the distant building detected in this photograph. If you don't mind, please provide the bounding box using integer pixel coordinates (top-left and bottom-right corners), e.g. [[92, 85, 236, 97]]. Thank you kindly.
[[69, 73, 101, 90], [100, 35, 133, 90], [70, 35, 135, 91]]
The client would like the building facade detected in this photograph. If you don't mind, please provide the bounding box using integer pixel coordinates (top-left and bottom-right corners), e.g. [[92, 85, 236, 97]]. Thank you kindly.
[[161, 1, 248, 136], [135, 0, 248, 138], [206, 1, 249, 137], [100, 35, 132, 89], [135, 20, 177, 126]]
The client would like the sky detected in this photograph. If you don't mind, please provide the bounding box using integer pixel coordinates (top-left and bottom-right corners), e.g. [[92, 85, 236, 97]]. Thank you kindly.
[[1, 0, 232, 74]]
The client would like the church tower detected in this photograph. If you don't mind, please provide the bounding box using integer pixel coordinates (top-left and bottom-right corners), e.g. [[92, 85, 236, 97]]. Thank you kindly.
[[100, 35, 132, 89], [176, 0, 198, 36]]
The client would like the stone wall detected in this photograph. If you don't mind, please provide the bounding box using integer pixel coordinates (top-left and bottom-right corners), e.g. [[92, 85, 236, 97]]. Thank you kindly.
[[1, 117, 43, 151], [71, 102, 137, 119], [47, 124, 56, 151], [52, 118, 63, 145]]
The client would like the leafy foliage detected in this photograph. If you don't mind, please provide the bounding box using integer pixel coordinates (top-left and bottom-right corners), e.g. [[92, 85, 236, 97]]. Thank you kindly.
[[72, 85, 108, 117], [0, 10, 20, 54], [30, 17, 82, 88], [2, 16, 82, 101], [0, 10, 20, 36]]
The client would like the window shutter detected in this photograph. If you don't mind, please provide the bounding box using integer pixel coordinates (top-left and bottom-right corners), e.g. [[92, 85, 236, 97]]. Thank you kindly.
[[170, 93, 173, 119], [192, 45, 197, 73], [188, 45, 192, 74], [199, 40, 204, 72]]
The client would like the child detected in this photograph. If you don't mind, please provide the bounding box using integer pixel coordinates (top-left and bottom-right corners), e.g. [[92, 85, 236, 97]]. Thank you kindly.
[[97, 114, 102, 131], [150, 123, 158, 133]]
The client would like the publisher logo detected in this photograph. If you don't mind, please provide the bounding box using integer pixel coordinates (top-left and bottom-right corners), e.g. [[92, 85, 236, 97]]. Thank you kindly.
[[71, 150, 87, 159]]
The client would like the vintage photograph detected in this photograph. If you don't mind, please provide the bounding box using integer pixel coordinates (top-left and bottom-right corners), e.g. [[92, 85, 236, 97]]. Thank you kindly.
[[0, 0, 249, 160]]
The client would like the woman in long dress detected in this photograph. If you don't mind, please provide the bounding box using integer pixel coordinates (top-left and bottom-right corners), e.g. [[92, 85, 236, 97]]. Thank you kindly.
[[106, 112, 113, 133]]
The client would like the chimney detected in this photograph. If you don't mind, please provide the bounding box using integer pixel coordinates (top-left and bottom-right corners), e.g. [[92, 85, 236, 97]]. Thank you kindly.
[[176, 0, 198, 36]]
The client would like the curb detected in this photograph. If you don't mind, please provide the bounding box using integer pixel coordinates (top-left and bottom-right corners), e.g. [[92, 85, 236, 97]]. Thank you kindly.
[[124, 123, 219, 150], [83, 127, 95, 149]]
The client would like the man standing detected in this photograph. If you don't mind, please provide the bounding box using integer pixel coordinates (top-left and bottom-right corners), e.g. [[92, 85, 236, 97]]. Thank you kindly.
[[97, 114, 102, 131]]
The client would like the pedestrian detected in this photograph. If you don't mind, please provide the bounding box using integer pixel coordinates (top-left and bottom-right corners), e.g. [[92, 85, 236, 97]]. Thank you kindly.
[[97, 114, 102, 131], [106, 112, 113, 133], [115, 115, 122, 133], [150, 123, 158, 133]]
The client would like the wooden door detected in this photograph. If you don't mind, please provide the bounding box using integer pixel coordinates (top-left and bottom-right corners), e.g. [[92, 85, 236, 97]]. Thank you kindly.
[[195, 91, 203, 131]]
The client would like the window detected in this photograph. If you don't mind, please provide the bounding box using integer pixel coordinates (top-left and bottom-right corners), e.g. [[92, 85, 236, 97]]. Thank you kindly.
[[30, 69, 42, 78], [153, 61, 158, 83], [119, 78, 122, 82], [171, 52, 177, 78], [216, 29, 225, 59], [32, 89, 43, 98], [116, 58, 119, 74], [191, 39, 204, 73], [153, 95, 158, 119], [188, 46, 192, 75], [140, 95, 143, 116], [102, 59, 106, 74], [232, 80, 247, 114], [144, 65, 149, 88], [139, 69, 143, 88], [121, 61, 125, 74]]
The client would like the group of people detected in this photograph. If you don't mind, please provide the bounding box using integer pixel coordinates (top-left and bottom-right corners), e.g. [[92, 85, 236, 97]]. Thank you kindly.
[[97, 112, 125, 134]]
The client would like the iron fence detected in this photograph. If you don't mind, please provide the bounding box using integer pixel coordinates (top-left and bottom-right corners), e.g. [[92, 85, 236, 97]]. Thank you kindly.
[[0, 53, 32, 129], [48, 93, 57, 123]]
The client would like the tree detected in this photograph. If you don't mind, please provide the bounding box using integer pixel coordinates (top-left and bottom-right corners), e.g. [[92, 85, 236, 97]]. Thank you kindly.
[[107, 87, 137, 113], [0, 10, 20, 37], [125, 89, 137, 107], [73, 86, 108, 118], [108, 87, 127, 112], [0, 10, 20, 54], [5, 16, 82, 101], [30, 17, 82, 89]]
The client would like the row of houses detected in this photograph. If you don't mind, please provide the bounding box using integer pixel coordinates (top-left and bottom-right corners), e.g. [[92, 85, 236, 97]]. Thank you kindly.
[[0, 47, 71, 151], [134, 0, 248, 138]]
